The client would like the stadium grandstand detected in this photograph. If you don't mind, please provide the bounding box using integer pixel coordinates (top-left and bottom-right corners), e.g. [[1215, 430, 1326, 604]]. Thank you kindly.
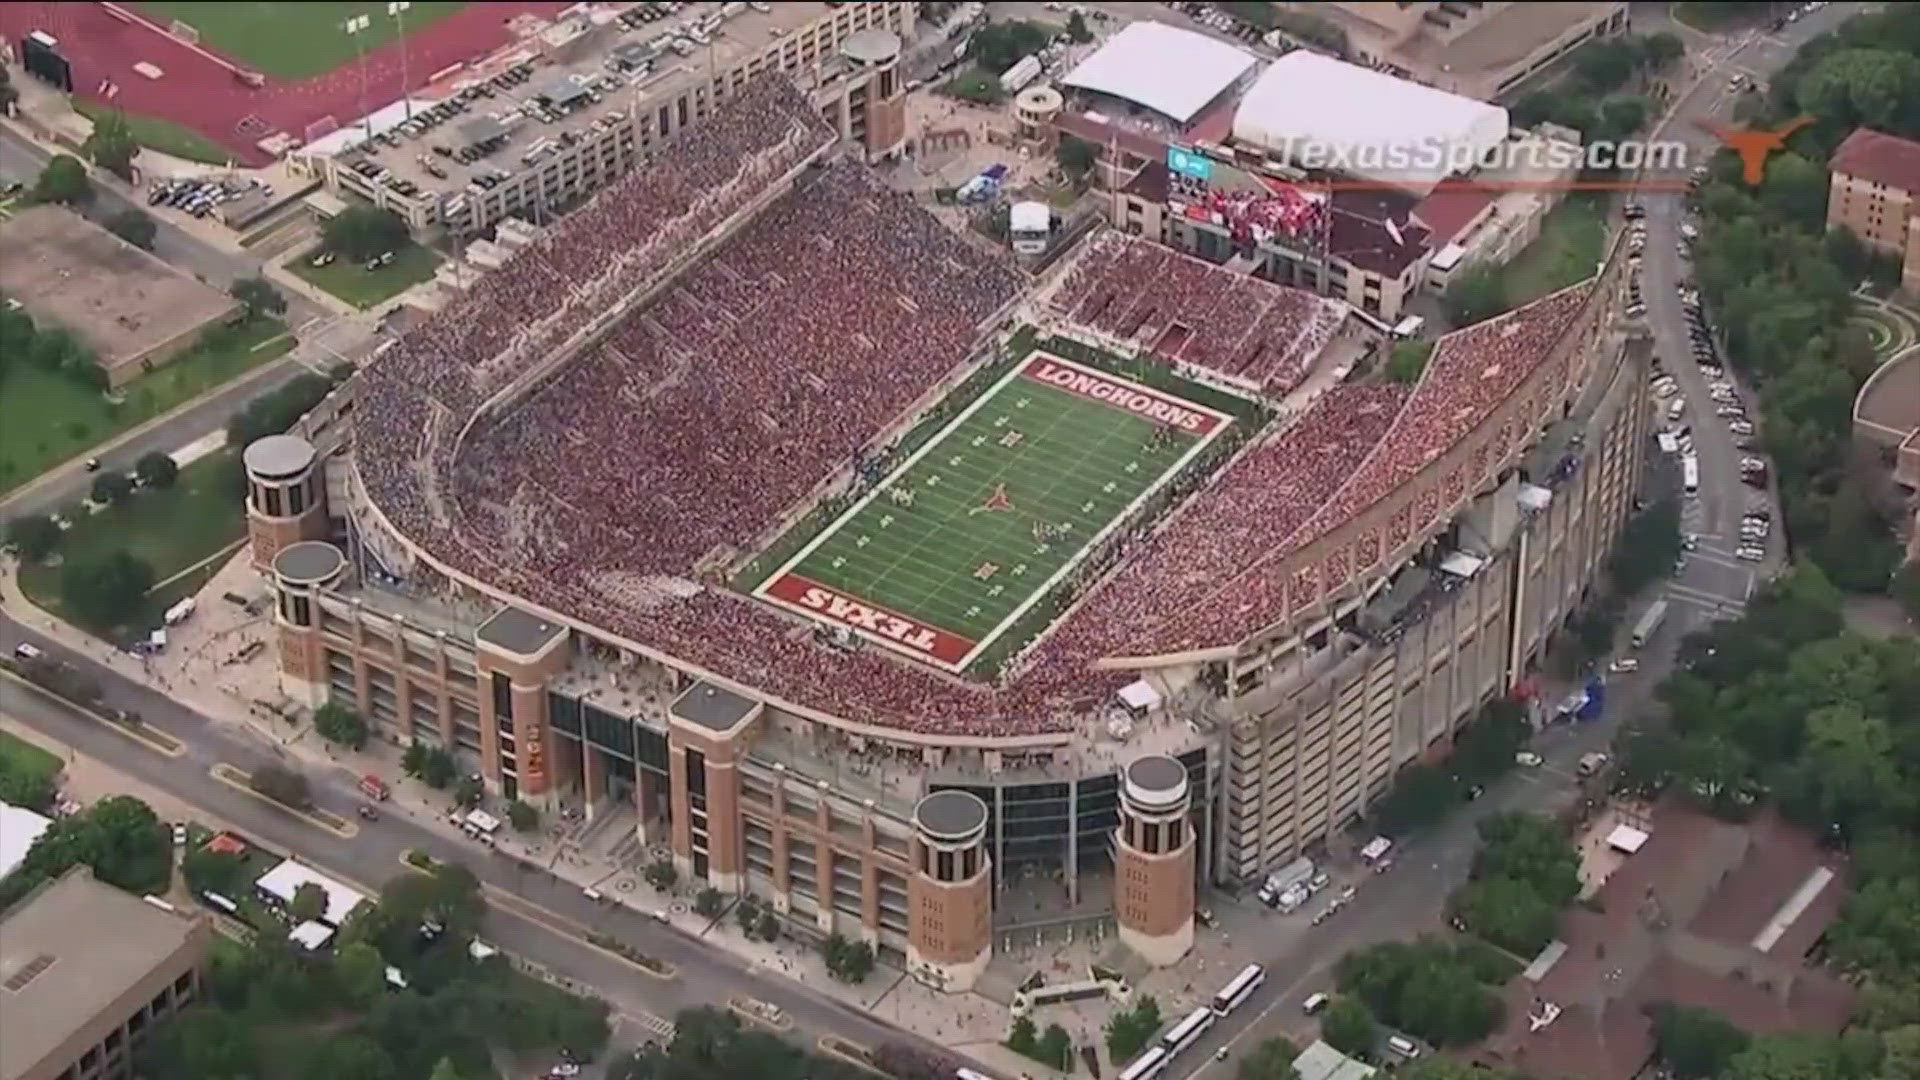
[[259, 74, 1650, 985]]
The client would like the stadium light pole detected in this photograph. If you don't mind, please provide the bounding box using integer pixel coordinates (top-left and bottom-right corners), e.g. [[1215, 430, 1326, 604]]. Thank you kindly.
[[345, 13, 373, 140], [388, 1, 413, 122]]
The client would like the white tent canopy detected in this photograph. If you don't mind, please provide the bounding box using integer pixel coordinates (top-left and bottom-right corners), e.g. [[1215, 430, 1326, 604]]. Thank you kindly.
[[256, 859, 370, 926], [1117, 679, 1162, 712], [1233, 52, 1510, 195], [1606, 824, 1650, 853], [1060, 21, 1255, 124]]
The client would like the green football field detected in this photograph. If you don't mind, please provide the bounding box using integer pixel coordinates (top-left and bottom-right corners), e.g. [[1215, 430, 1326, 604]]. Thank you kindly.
[[142, 2, 467, 80], [756, 354, 1230, 671]]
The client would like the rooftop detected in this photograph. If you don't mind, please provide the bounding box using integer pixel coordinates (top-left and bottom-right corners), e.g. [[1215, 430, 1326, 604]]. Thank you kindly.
[[1060, 20, 1257, 125], [274, 541, 346, 585], [254, 859, 369, 926], [1832, 127, 1920, 196], [323, 0, 843, 206], [0, 802, 52, 880], [1232, 51, 1511, 196], [476, 605, 567, 657], [1410, 2, 1625, 75], [243, 433, 316, 478], [0, 867, 205, 1080], [0, 205, 239, 375], [671, 680, 761, 733]]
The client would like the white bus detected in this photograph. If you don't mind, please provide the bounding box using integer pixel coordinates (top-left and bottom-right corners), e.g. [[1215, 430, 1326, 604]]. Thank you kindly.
[[1118, 1046, 1170, 1080], [1161, 1006, 1216, 1056], [1682, 454, 1700, 496], [1212, 963, 1266, 1016]]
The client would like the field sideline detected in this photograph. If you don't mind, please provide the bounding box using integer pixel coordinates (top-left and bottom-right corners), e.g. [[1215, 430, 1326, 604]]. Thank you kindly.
[[140, 2, 467, 79], [755, 353, 1231, 673]]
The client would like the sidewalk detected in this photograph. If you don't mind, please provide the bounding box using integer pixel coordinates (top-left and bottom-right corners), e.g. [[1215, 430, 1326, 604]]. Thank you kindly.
[[0, 549, 1037, 1066]]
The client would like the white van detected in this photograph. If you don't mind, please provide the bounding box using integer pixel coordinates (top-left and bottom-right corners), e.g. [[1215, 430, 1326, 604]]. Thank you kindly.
[[1666, 398, 1686, 422], [1302, 993, 1329, 1014], [1387, 1035, 1421, 1059], [12, 642, 44, 661]]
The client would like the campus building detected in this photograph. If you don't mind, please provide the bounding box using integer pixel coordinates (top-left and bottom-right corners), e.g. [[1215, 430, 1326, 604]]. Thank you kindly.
[[291, 1, 913, 239], [1287, 1, 1631, 101], [0, 867, 210, 1080], [1827, 127, 1920, 293], [253, 75, 1649, 988]]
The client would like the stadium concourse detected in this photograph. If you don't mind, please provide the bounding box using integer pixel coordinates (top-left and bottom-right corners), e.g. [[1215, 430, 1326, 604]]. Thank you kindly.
[[0, 2, 568, 165], [356, 75, 1599, 740]]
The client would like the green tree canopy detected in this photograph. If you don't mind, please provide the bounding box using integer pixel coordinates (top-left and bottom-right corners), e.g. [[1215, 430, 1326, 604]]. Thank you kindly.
[[31, 154, 92, 206], [5, 513, 62, 562], [230, 276, 287, 319], [1648, 1003, 1752, 1080], [135, 450, 179, 489], [82, 110, 138, 180], [1237, 1036, 1299, 1080], [321, 205, 410, 263], [1319, 996, 1378, 1058], [314, 701, 369, 749], [58, 549, 153, 629], [966, 20, 1053, 74], [108, 207, 158, 249]]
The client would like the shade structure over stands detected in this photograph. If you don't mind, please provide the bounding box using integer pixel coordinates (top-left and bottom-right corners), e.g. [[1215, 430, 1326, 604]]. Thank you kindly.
[[1060, 20, 1255, 124], [1232, 51, 1510, 196], [454, 115, 510, 151]]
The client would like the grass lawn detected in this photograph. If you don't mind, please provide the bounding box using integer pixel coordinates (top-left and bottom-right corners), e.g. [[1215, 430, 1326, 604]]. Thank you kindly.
[[0, 317, 293, 496], [749, 352, 1230, 673], [290, 243, 441, 308], [1498, 193, 1606, 308], [140, 2, 468, 80], [19, 449, 247, 641], [71, 98, 234, 165], [939, 68, 1005, 105], [0, 729, 63, 783]]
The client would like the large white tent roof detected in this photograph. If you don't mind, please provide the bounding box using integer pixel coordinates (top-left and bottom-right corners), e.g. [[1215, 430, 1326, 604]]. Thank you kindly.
[[1060, 21, 1255, 125], [1233, 52, 1510, 195]]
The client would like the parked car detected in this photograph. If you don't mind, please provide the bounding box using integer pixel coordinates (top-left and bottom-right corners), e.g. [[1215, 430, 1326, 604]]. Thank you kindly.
[[1515, 751, 1543, 767], [1736, 545, 1766, 562], [1609, 657, 1640, 673]]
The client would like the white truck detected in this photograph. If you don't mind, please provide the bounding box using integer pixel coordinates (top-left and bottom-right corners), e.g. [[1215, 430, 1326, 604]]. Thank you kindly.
[[1257, 856, 1316, 907]]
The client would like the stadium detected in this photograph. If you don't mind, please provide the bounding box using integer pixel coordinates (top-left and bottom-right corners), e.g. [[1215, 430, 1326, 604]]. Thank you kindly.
[[252, 76, 1648, 986]]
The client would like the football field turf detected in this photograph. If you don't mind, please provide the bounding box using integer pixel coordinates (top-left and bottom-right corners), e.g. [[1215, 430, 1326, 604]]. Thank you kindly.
[[756, 354, 1231, 672], [142, 2, 468, 79]]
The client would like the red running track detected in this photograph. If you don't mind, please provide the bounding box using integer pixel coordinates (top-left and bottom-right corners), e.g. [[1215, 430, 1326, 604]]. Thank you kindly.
[[0, 2, 571, 165]]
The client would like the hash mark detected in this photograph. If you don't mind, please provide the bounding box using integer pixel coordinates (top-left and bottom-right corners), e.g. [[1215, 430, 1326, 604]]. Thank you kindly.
[[988, 584, 1004, 597], [1102, 481, 1117, 494], [1015, 396, 1031, 408], [925, 474, 941, 487], [855, 535, 871, 548], [1081, 500, 1095, 513], [971, 434, 987, 448], [966, 605, 982, 617], [993, 415, 1008, 427], [831, 556, 846, 569], [879, 514, 894, 528], [1013, 563, 1029, 576], [1124, 461, 1139, 474], [949, 455, 964, 466]]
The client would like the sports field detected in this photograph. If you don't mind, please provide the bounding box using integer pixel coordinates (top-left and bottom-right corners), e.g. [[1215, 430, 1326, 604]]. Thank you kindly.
[[756, 354, 1231, 672], [141, 2, 467, 79]]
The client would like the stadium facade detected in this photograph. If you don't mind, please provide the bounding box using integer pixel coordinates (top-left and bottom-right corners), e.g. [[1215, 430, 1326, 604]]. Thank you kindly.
[[254, 78, 1649, 989]]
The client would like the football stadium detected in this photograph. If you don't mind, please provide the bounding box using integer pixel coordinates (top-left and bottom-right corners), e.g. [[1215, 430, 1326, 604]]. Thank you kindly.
[[253, 76, 1648, 983]]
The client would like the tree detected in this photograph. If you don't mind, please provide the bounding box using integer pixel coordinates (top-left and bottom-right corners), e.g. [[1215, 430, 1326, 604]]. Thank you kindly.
[[428, 1059, 464, 1080], [58, 549, 153, 629], [693, 887, 724, 918], [230, 276, 287, 320], [91, 470, 134, 505], [321, 205, 410, 263], [1237, 1037, 1300, 1080], [1648, 1003, 1752, 1080], [139, 1005, 257, 1079], [1570, 38, 1639, 94], [1320, 996, 1378, 1058], [1373, 764, 1459, 836], [82, 110, 138, 180], [1007, 1014, 1039, 1057], [644, 858, 678, 892], [967, 20, 1054, 73], [1056, 134, 1098, 182], [108, 208, 158, 250], [1473, 813, 1580, 905], [297, 1034, 397, 1080], [403, 740, 428, 777], [419, 745, 457, 789], [0, 794, 172, 907], [1443, 266, 1506, 326], [821, 933, 875, 984], [1033, 1023, 1072, 1070], [1066, 10, 1092, 42], [508, 799, 539, 832], [1106, 995, 1163, 1061], [1453, 875, 1561, 955], [288, 880, 328, 923], [452, 774, 483, 808], [0, 754, 56, 812], [134, 450, 179, 489], [31, 154, 92, 206], [5, 513, 62, 562], [183, 847, 247, 898], [1883, 1025, 1920, 1080], [1643, 31, 1685, 68], [1893, 561, 1920, 626], [314, 701, 369, 749], [249, 763, 313, 809], [335, 940, 388, 1010], [1719, 1032, 1864, 1080], [755, 910, 780, 942]]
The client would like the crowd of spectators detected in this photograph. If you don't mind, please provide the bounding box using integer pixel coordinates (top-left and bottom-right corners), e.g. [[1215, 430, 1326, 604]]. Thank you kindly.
[[347, 74, 1596, 739], [1141, 281, 1593, 652], [1046, 231, 1347, 395]]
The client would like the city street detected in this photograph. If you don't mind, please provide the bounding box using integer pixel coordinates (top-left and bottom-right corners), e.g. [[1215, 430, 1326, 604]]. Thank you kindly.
[[0, 646, 956, 1066]]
